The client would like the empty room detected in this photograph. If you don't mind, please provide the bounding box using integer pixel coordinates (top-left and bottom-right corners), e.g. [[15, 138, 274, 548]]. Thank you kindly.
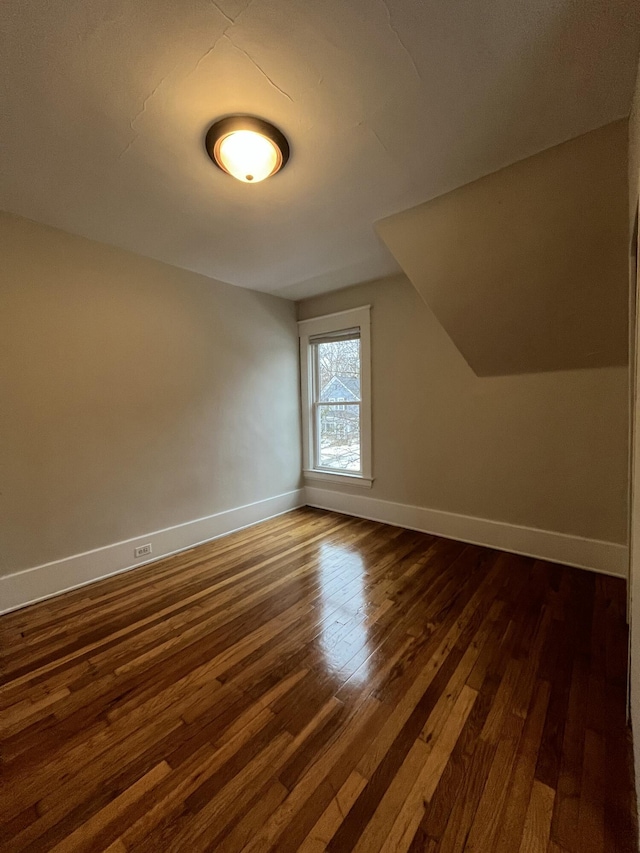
[[3, 1, 640, 851]]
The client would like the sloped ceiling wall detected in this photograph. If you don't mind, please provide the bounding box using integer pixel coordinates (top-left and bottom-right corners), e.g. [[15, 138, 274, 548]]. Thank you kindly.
[[376, 120, 628, 376]]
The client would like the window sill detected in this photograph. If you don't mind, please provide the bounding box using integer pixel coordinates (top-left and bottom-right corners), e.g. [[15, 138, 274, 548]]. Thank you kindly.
[[303, 469, 373, 489]]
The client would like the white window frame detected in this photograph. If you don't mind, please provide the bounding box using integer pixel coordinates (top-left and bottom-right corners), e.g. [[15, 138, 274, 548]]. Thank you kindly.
[[299, 305, 372, 488]]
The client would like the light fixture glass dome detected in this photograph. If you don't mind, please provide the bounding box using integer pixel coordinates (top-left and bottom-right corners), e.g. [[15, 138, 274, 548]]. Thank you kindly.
[[217, 130, 280, 183], [205, 116, 290, 184]]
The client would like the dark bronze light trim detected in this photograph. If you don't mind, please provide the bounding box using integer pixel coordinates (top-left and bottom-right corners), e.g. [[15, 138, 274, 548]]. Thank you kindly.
[[205, 115, 290, 180]]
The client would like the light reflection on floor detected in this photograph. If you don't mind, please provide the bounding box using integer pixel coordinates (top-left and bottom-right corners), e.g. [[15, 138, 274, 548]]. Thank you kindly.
[[317, 542, 372, 685]]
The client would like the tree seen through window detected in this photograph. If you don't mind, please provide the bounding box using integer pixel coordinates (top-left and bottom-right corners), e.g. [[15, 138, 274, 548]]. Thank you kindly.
[[315, 338, 361, 471]]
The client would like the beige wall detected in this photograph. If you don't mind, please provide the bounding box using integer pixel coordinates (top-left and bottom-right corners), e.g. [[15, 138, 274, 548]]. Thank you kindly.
[[376, 121, 628, 377], [0, 213, 301, 576], [298, 274, 629, 543]]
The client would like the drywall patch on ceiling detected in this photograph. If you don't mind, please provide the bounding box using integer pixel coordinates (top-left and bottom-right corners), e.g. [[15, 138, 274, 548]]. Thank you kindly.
[[376, 121, 629, 377], [1, 0, 639, 296]]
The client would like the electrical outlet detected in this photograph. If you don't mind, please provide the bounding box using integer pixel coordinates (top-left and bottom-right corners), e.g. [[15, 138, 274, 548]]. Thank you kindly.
[[134, 543, 152, 559]]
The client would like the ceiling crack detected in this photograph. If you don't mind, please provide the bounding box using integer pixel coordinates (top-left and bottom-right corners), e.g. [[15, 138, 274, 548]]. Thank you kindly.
[[235, 0, 257, 23], [117, 135, 138, 159], [129, 76, 167, 129], [208, 0, 235, 25], [224, 33, 294, 102], [117, 66, 175, 159], [379, 0, 421, 81], [357, 119, 391, 157], [193, 38, 224, 73], [370, 126, 390, 156]]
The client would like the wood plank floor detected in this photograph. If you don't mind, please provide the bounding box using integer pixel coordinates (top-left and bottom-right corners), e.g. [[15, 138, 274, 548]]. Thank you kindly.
[[0, 508, 636, 852]]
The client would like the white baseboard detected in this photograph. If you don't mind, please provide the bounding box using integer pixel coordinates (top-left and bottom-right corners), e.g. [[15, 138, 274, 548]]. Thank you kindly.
[[305, 486, 628, 579], [1, 485, 626, 615], [0, 489, 305, 615]]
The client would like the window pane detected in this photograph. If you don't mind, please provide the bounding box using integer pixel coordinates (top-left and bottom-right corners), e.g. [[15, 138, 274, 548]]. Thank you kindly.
[[317, 340, 361, 402], [318, 404, 360, 471]]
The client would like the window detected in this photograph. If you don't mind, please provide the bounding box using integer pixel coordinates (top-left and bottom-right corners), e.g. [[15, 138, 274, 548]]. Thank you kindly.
[[299, 306, 372, 487]]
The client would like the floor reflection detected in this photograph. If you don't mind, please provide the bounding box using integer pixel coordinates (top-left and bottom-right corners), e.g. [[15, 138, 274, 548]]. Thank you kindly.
[[316, 542, 372, 685]]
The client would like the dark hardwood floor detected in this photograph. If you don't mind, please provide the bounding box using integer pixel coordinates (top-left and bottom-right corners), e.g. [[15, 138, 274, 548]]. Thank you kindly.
[[0, 508, 636, 852]]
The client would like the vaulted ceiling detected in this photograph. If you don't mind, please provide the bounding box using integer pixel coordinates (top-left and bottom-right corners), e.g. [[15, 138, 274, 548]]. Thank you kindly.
[[1, 0, 639, 299]]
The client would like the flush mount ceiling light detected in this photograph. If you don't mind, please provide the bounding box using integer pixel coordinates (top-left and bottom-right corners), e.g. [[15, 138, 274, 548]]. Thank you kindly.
[[205, 116, 290, 183]]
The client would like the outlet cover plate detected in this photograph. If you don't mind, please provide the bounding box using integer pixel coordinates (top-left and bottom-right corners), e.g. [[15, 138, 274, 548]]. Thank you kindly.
[[134, 543, 152, 559]]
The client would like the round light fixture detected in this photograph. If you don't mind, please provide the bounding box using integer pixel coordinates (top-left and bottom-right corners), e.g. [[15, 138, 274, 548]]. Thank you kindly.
[[205, 116, 290, 183]]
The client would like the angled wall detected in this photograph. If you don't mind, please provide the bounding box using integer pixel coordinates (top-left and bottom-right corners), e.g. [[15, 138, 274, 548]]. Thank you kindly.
[[376, 121, 628, 377]]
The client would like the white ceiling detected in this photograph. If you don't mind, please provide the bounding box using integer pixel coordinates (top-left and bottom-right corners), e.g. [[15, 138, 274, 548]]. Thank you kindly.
[[1, 0, 639, 300]]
